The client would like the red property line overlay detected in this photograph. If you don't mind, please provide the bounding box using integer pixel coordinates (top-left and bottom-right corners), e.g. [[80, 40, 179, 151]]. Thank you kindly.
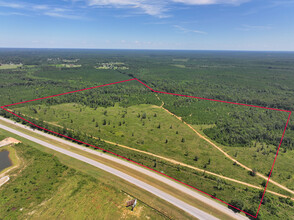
[[1, 78, 292, 218]]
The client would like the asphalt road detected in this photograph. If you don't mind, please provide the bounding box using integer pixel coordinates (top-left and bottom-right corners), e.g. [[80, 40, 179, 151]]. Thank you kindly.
[[0, 117, 248, 220]]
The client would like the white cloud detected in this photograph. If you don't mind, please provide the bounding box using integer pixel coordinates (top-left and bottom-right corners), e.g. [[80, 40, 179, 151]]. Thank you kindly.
[[174, 24, 207, 34], [0, 0, 251, 20], [44, 12, 83, 20], [237, 24, 272, 31], [87, 0, 168, 17], [0, 1, 85, 20], [0, 11, 28, 16], [32, 5, 49, 10], [86, 0, 250, 18], [172, 0, 250, 5], [0, 1, 24, 8]]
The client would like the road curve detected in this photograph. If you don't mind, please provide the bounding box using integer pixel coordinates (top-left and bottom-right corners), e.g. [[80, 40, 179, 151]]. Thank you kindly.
[[0, 117, 248, 219]]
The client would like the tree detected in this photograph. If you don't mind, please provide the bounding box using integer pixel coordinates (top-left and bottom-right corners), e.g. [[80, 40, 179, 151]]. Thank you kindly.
[[95, 122, 98, 127], [103, 119, 106, 125], [228, 200, 244, 213], [157, 124, 161, 129], [92, 118, 95, 122], [181, 138, 185, 143], [250, 168, 257, 177], [193, 156, 198, 161], [154, 113, 157, 117], [165, 139, 168, 143], [142, 113, 146, 119]]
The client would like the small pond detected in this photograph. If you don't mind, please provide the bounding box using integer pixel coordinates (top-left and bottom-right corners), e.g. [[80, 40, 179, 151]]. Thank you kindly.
[[0, 150, 12, 172]]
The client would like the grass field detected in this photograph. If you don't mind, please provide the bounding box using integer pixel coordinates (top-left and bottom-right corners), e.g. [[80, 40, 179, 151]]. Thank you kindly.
[[0, 134, 169, 220], [14, 102, 264, 186], [193, 124, 294, 192], [55, 64, 82, 68], [0, 64, 22, 69]]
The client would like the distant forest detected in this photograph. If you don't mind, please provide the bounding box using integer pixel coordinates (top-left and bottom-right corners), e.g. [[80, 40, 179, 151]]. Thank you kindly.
[[0, 49, 293, 150]]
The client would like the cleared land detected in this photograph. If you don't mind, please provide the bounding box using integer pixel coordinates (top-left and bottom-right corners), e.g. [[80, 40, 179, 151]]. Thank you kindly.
[[14, 102, 263, 186], [0, 64, 22, 69], [0, 133, 172, 220]]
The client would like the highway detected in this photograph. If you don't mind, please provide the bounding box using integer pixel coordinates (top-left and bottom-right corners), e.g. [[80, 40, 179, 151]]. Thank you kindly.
[[0, 117, 248, 220]]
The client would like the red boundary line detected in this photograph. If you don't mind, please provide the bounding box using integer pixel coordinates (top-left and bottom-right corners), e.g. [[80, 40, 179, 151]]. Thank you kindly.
[[1, 78, 292, 219]]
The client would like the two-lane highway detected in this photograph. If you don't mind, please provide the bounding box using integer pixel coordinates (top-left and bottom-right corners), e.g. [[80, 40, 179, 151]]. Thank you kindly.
[[0, 117, 248, 219], [0, 123, 219, 220]]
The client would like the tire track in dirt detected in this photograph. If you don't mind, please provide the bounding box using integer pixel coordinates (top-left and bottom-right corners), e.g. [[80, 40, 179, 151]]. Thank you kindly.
[[154, 95, 294, 196]]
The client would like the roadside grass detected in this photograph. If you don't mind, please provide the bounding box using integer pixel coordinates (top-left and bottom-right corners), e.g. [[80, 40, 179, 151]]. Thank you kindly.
[[2, 116, 294, 219], [0, 120, 239, 220], [14, 103, 263, 187], [0, 135, 170, 220]]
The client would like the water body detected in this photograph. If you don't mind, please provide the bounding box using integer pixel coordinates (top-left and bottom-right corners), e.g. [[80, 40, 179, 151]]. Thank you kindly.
[[0, 151, 12, 172]]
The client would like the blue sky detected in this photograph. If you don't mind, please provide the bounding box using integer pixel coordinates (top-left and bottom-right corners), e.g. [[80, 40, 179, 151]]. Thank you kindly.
[[0, 0, 293, 50]]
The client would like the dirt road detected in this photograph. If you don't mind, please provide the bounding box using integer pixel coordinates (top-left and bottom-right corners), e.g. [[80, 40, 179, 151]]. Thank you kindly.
[[155, 95, 294, 196]]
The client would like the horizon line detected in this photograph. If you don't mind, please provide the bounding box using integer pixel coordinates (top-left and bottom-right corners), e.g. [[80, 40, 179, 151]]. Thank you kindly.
[[0, 47, 294, 53]]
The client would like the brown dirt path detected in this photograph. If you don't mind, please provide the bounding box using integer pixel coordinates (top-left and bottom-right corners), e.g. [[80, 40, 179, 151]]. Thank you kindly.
[[154, 94, 294, 196], [9, 107, 294, 198]]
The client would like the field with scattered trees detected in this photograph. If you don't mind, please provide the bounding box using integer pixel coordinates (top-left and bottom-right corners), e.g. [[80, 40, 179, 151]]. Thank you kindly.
[[0, 49, 294, 219]]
